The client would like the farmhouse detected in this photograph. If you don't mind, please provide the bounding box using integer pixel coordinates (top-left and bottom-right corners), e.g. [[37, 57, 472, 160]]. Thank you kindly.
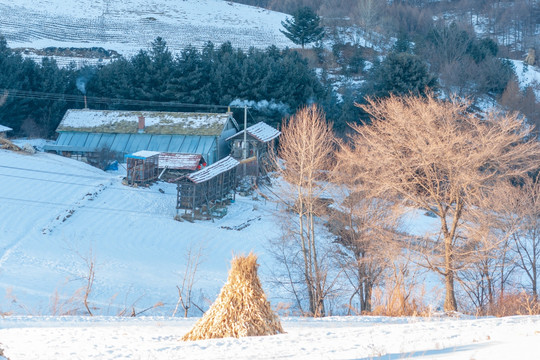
[[44, 109, 239, 165], [227, 121, 280, 176], [0, 124, 12, 139]]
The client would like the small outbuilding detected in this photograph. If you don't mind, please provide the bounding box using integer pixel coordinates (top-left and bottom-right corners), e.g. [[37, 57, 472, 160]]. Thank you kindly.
[[0, 124, 12, 139], [158, 152, 206, 180], [227, 121, 280, 176], [176, 156, 239, 219], [125, 150, 160, 186]]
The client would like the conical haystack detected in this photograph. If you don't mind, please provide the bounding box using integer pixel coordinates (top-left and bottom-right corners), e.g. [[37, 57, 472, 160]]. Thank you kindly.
[[182, 253, 284, 341]]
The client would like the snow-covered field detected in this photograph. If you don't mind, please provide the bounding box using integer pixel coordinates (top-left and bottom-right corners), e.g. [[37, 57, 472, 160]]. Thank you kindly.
[[0, 0, 294, 66], [0, 315, 539, 359], [0, 148, 282, 315], [2, 126, 538, 359], [1, 148, 539, 359]]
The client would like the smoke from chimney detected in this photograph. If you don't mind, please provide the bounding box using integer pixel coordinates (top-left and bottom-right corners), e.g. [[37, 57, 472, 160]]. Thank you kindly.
[[76, 77, 87, 95]]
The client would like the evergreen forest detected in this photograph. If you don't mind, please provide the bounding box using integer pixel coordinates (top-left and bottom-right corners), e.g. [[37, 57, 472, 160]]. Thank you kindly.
[[0, 0, 538, 138]]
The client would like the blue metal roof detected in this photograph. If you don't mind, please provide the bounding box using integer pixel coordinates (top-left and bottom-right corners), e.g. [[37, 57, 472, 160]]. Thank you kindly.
[[45, 132, 219, 164]]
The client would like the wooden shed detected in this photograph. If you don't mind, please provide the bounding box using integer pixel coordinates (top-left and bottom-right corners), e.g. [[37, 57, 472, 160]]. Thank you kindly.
[[125, 150, 160, 186], [0, 124, 12, 139], [226, 122, 280, 176], [176, 156, 239, 219], [158, 152, 206, 181]]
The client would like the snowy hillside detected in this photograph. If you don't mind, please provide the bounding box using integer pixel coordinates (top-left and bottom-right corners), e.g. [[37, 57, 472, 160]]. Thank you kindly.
[[0, 0, 295, 66], [0, 148, 282, 316], [511, 60, 540, 101]]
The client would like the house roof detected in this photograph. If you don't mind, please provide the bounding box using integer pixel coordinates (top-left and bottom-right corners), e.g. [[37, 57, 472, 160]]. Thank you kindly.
[[43, 132, 220, 164], [0, 124, 13, 132], [159, 153, 205, 171], [226, 121, 280, 143], [126, 150, 161, 159], [187, 156, 239, 184], [57, 109, 237, 136]]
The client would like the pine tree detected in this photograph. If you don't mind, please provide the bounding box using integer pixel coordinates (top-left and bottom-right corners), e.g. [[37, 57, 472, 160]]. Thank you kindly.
[[167, 45, 206, 103], [280, 7, 325, 49], [365, 52, 437, 98]]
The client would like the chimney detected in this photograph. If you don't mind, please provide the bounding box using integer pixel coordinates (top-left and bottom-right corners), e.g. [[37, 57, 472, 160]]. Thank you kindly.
[[138, 115, 145, 133]]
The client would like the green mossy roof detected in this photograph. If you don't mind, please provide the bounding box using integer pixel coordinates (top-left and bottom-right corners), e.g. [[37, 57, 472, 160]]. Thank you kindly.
[[57, 110, 233, 136]]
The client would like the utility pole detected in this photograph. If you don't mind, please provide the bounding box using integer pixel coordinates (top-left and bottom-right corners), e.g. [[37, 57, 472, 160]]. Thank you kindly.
[[243, 105, 248, 176]]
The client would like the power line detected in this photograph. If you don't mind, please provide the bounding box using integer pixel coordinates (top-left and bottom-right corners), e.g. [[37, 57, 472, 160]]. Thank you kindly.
[[0, 88, 240, 110], [0, 165, 177, 195], [0, 195, 173, 218], [0, 173, 105, 187], [0, 164, 109, 180]]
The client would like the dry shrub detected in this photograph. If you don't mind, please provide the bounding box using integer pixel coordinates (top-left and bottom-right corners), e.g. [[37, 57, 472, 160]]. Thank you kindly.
[[274, 302, 292, 317], [0, 138, 21, 151], [182, 253, 284, 341], [49, 288, 83, 316], [487, 292, 540, 317], [370, 271, 432, 317]]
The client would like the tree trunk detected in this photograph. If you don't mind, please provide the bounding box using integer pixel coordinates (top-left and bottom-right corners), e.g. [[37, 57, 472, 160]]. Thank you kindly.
[[364, 282, 373, 313], [310, 210, 325, 317], [444, 234, 458, 312], [444, 270, 458, 312], [533, 256, 537, 299]]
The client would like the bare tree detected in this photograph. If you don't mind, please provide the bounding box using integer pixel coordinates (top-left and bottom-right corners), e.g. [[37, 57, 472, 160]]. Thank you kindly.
[[341, 93, 540, 311], [270, 104, 337, 317], [460, 175, 540, 313], [500, 79, 540, 138], [327, 170, 403, 313], [416, 21, 474, 74], [73, 247, 96, 316], [504, 176, 540, 299], [173, 244, 204, 317], [352, 0, 383, 45], [458, 189, 518, 314]]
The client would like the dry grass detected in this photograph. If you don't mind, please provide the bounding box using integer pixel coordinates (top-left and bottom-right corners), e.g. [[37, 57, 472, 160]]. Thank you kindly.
[[486, 292, 540, 317], [370, 276, 432, 317], [0, 138, 21, 151], [182, 253, 284, 341]]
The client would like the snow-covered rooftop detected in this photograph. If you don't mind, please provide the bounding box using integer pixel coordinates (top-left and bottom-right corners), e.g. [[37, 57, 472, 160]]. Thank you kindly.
[[57, 109, 234, 136], [226, 122, 280, 143], [127, 150, 161, 159], [0, 124, 13, 132], [187, 156, 239, 183], [159, 152, 205, 171]]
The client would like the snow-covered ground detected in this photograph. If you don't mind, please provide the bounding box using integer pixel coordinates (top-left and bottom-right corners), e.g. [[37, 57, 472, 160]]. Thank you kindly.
[[0, 148, 288, 316], [511, 60, 540, 101], [0, 0, 295, 66], [1, 148, 538, 359], [0, 315, 539, 359]]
